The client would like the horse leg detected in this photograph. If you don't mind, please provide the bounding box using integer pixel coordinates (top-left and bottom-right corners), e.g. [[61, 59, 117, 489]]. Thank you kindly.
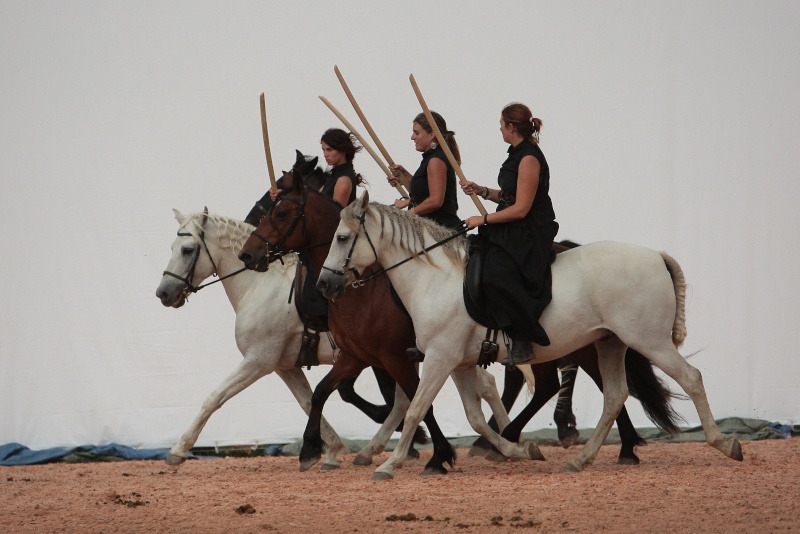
[[451, 367, 540, 462], [634, 344, 743, 462], [338, 367, 427, 458], [474, 366, 513, 432], [565, 337, 629, 472], [369, 366, 428, 457], [337, 375, 391, 424], [569, 347, 645, 465], [482, 361, 561, 462], [298, 353, 367, 472], [353, 384, 410, 466], [553, 355, 580, 448], [275, 368, 350, 468], [372, 354, 456, 481], [469, 366, 524, 456], [167, 358, 269, 465]]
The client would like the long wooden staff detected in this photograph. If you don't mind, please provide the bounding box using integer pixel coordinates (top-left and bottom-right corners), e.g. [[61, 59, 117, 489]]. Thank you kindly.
[[319, 96, 409, 198], [259, 93, 278, 191], [409, 74, 487, 216], [333, 65, 411, 190]]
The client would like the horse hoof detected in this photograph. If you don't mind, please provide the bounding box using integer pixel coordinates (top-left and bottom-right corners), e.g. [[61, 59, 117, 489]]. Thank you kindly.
[[299, 457, 320, 472], [406, 447, 420, 460], [420, 465, 448, 476], [371, 471, 394, 481], [729, 439, 744, 461], [562, 461, 583, 473], [485, 449, 508, 463], [320, 462, 340, 471], [559, 429, 580, 449], [165, 454, 186, 466], [468, 445, 491, 457], [353, 454, 373, 466], [616, 455, 640, 466], [524, 441, 546, 461]]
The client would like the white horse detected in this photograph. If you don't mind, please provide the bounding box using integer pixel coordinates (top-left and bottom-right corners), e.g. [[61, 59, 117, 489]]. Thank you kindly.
[[317, 192, 744, 480], [155, 208, 422, 467]]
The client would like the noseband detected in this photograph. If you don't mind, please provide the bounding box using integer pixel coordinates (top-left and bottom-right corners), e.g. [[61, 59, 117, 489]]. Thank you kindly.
[[248, 188, 309, 266], [162, 225, 245, 295], [320, 210, 379, 282]]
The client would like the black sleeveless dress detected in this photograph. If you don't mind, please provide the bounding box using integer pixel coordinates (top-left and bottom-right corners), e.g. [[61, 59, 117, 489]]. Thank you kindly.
[[479, 139, 558, 345], [296, 162, 360, 320], [409, 146, 461, 229], [320, 162, 359, 206]]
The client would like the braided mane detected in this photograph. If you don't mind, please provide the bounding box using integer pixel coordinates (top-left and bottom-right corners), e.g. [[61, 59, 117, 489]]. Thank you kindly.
[[180, 211, 297, 272], [340, 202, 467, 272]]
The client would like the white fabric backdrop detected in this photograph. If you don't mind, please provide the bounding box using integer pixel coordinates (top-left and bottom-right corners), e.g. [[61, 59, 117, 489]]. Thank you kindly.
[[1, 1, 798, 450]]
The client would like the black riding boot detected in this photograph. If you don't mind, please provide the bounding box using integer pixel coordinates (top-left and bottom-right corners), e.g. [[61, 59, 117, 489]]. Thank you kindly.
[[501, 338, 535, 367]]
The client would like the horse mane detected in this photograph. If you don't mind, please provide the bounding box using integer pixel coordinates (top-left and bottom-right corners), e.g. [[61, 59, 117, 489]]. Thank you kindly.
[[340, 201, 467, 272], [180, 211, 297, 273]]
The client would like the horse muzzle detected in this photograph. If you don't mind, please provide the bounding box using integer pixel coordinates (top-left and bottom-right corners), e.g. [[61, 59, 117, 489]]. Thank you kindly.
[[238, 250, 269, 272], [316, 271, 347, 301]]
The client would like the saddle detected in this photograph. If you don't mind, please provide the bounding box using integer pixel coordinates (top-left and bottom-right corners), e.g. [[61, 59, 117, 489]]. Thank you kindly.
[[293, 261, 330, 369], [462, 235, 503, 367], [463, 235, 560, 367]]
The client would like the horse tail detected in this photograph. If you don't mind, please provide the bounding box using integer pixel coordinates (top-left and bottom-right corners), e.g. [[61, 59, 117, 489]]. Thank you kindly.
[[625, 348, 686, 435], [660, 251, 687, 349], [519, 364, 536, 396]]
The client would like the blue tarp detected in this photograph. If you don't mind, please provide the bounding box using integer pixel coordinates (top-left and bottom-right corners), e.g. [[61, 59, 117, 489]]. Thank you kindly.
[[0, 443, 175, 466], [2, 418, 793, 466]]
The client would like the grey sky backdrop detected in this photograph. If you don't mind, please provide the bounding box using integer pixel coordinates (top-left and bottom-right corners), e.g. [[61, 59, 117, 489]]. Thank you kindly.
[[2, 1, 799, 449]]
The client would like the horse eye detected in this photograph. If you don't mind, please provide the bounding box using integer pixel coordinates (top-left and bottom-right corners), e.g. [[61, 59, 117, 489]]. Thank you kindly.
[[275, 211, 287, 220], [182, 246, 195, 256], [336, 234, 349, 243]]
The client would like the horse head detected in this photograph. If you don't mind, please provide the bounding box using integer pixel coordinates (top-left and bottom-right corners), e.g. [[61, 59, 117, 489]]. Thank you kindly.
[[316, 191, 376, 300], [243, 150, 324, 226], [238, 155, 337, 272], [156, 207, 217, 307]]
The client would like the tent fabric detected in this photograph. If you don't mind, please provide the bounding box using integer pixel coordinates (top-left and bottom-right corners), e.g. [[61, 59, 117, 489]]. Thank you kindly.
[[5, 417, 786, 466]]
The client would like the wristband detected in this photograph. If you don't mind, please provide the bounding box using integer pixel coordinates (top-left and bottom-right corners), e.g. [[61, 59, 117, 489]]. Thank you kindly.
[[483, 214, 489, 226]]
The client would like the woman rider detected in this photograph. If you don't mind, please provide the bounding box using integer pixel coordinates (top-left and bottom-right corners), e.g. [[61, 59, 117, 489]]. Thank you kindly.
[[387, 111, 462, 230], [461, 102, 558, 366]]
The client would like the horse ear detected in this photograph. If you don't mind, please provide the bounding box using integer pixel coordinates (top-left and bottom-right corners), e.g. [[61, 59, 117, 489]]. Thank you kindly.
[[294, 149, 305, 168], [199, 206, 209, 227], [296, 154, 319, 177], [173, 209, 186, 223], [353, 190, 370, 217]]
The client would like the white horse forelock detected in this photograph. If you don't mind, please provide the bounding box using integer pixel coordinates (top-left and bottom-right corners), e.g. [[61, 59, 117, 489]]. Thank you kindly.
[[341, 202, 467, 272], [179, 211, 296, 274]]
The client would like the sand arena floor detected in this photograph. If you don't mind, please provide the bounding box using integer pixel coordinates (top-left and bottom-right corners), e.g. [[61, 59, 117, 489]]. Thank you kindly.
[[2, 438, 798, 533]]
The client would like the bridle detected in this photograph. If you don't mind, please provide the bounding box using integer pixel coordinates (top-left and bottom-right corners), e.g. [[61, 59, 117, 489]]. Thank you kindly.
[[162, 224, 246, 296], [321, 208, 468, 288], [247, 187, 309, 266], [247, 186, 334, 268], [320, 210, 379, 283]]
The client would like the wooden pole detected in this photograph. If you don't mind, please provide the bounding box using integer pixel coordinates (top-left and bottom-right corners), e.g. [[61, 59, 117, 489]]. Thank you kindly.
[[259, 93, 278, 191], [318, 96, 409, 198], [334, 65, 410, 189], [408, 74, 486, 216]]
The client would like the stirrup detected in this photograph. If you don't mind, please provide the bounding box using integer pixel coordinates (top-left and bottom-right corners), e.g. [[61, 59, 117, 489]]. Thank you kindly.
[[500, 338, 535, 367], [477, 328, 499, 368], [297, 328, 321, 369]]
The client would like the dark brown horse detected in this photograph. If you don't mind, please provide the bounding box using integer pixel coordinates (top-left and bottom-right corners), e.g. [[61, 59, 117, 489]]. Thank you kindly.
[[243, 151, 424, 447], [240, 169, 458, 475], [238, 164, 683, 472]]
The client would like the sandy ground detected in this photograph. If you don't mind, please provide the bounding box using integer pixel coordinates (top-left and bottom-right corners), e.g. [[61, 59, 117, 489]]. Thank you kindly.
[[2, 439, 798, 533]]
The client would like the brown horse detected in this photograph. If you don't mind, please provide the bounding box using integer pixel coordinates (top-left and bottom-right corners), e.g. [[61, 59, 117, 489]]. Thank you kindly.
[[238, 165, 683, 472], [239, 170, 460, 475]]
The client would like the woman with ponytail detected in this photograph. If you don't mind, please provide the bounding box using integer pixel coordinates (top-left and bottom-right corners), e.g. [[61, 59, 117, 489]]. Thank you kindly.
[[461, 102, 559, 366]]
